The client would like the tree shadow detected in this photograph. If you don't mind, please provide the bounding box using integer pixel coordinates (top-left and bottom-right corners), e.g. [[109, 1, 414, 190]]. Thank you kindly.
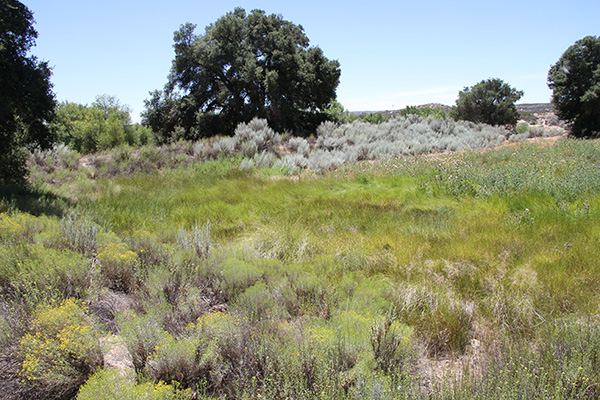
[[0, 184, 72, 217]]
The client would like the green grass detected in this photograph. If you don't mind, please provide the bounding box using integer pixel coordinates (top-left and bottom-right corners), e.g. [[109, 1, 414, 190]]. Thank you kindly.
[[4, 137, 600, 399]]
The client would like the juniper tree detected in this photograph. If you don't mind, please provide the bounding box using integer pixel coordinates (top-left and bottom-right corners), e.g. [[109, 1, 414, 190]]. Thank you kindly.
[[452, 78, 523, 127], [548, 35, 600, 137]]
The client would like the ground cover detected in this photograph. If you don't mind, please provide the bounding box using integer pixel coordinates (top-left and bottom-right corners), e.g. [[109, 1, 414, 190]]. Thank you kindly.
[[2, 135, 600, 399]]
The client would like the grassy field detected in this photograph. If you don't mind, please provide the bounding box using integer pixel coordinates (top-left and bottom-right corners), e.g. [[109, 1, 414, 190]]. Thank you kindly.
[[2, 134, 600, 399]]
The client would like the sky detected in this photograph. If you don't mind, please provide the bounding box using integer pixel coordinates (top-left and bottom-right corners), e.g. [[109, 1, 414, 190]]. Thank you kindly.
[[24, 0, 600, 122]]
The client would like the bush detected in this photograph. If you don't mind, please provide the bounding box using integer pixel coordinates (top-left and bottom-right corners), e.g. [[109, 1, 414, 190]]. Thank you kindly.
[[370, 312, 416, 375], [288, 137, 311, 156], [96, 242, 138, 293], [77, 368, 192, 400], [19, 299, 103, 399], [147, 333, 204, 390], [232, 118, 282, 158], [0, 213, 92, 308], [61, 215, 97, 257], [147, 311, 244, 394], [215, 256, 264, 300], [118, 310, 168, 373], [28, 144, 80, 175], [516, 121, 531, 134], [176, 220, 211, 259]]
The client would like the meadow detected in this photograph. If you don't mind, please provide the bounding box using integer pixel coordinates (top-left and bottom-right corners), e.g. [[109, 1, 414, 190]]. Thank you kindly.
[[2, 117, 600, 399]]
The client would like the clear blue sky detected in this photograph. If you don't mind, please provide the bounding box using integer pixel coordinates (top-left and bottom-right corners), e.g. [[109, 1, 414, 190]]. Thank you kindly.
[[24, 0, 600, 122]]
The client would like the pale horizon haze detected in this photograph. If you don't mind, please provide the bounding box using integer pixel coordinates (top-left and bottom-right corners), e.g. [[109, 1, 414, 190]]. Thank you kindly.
[[23, 0, 600, 122]]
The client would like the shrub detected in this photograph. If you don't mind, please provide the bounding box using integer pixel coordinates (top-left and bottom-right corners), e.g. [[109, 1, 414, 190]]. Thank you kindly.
[[274, 154, 308, 173], [19, 299, 103, 399], [61, 215, 97, 257], [0, 243, 91, 309], [233, 280, 292, 322], [253, 151, 275, 168], [96, 242, 138, 292], [28, 144, 80, 175], [215, 256, 264, 300], [147, 311, 244, 394], [288, 137, 311, 156], [370, 312, 416, 375], [516, 121, 531, 134], [127, 229, 170, 269], [0, 212, 92, 307], [232, 118, 282, 157], [118, 310, 168, 373], [239, 158, 254, 171], [147, 333, 204, 389], [77, 368, 192, 400], [0, 211, 44, 243], [212, 137, 236, 155], [176, 220, 211, 259]]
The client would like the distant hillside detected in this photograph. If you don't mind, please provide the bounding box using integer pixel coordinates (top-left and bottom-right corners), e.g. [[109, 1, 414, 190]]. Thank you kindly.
[[516, 103, 554, 114], [351, 103, 451, 116], [353, 103, 553, 116]]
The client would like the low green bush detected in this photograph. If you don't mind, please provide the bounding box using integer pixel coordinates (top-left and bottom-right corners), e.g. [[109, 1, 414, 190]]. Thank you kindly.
[[516, 121, 531, 134], [118, 309, 169, 373], [77, 368, 192, 400]]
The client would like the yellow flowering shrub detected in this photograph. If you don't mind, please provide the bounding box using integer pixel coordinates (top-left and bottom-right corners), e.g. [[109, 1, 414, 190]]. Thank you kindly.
[[0, 212, 44, 242], [97, 242, 138, 292], [19, 299, 103, 395]]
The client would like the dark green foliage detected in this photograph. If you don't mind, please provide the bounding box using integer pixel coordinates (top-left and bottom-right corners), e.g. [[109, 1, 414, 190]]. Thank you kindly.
[[452, 78, 523, 127], [356, 112, 388, 124], [143, 8, 341, 141], [400, 105, 449, 119], [548, 35, 600, 137], [52, 95, 152, 153], [0, 0, 56, 184]]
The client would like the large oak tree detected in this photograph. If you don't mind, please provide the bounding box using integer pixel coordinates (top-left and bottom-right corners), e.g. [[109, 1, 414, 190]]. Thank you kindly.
[[143, 8, 341, 141], [0, 0, 56, 183]]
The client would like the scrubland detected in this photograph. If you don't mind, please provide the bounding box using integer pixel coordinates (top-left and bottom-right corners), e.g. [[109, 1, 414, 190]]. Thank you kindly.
[[2, 117, 600, 399]]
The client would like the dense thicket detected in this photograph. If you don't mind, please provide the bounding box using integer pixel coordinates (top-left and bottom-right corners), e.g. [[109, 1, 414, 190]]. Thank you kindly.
[[52, 95, 152, 153], [0, 0, 56, 183], [452, 78, 523, 127], [548, 35, 600, 137], [142, 8, 341, 142]]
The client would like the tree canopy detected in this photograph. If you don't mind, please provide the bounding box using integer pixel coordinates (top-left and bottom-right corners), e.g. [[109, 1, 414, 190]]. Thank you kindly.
[[0, 0, 56, 183], [52, 95, 152, 153], [451, 78, 523, 127], [548, 35, 600, 137], [143, 8, 341, 141]]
